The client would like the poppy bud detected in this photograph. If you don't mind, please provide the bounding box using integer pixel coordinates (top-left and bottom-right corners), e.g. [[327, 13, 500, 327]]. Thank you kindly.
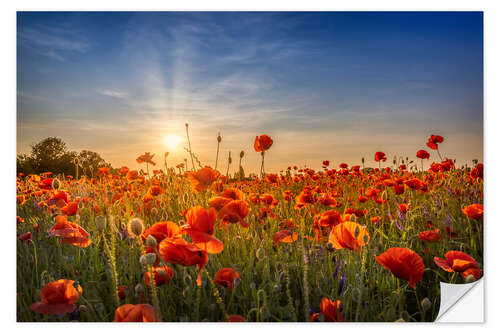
[[228, 152, 232, 164], [240, 150, 244, 158], [400, 311, 410, 322], [146, 253, 157, 265], [139, 254, 148, 266], [135, 283, 144, 295], [151, 207, 158, 217], [95, 303, 104, 313], [273, 284, 281, 293], [421, 297, 431, 312], [145, 235, 157, 248], [465, 274, 476, 283], [127, 217, 144, 237], [78, 305, 88, 312], [95, 215, 106, 232], [52, 178, 61, 190], [217, 132, 222, 143], [256, 248, 266, 261], [326, 242, 334, 251], [352, 288, 361, 303]]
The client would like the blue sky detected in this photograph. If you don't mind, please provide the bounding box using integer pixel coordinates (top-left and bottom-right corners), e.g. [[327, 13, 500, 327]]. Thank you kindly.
[[17, 12, 483, 173]]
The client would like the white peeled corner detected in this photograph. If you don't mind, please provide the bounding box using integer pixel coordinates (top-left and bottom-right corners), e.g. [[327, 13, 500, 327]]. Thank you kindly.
[[435, 278, 483, 322]]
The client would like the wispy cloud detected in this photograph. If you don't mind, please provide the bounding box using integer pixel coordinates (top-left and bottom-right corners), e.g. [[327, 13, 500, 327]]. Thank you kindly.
[[98, 90, 128, 99], [19, 25, 90, 61]]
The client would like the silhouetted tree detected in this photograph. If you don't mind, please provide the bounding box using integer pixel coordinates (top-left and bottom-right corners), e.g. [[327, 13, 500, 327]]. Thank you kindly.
[[16, 137, 110, 178], [77, 150, 110, 177]]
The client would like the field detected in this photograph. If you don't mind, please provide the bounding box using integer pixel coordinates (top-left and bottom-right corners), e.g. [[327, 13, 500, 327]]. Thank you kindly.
[[16, 134, 483, 322]]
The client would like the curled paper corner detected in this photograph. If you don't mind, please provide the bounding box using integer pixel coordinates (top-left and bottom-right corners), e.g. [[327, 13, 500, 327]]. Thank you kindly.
[[435, 278, 483, 322]]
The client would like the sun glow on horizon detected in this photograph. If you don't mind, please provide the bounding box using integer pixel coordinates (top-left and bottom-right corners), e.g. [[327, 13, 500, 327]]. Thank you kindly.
[[163, 133, 184, 151]]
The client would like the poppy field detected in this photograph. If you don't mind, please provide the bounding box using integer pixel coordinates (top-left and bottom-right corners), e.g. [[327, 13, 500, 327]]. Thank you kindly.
[[16, 133, 483, 322]]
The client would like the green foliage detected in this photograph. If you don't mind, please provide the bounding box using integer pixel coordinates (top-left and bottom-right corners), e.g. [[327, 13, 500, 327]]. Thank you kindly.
[[16, 137, 110, 177]]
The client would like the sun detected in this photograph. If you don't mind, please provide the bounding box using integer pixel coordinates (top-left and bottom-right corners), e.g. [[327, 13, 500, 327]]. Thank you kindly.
[[163, 134, 183, 151]]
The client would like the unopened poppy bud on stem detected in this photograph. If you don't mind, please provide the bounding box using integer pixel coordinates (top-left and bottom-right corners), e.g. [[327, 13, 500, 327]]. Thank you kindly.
[[465, 274, 476, 283], [145, 235, 157, 248], [127, 217, 144, 237], [240, 150, 244, 158], [95, 215, 106, 232], [135, 283, 144, 295], [145, 253, 156, 265], [217, 132, 222, 143], [421, 297, 431, 312]]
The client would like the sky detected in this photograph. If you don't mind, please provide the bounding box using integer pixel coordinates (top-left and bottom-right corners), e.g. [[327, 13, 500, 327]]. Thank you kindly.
[[17, 12, 483, 174]]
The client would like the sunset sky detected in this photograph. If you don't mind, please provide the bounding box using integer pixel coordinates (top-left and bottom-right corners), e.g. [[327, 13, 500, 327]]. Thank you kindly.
[[17, 12, 483, 174]]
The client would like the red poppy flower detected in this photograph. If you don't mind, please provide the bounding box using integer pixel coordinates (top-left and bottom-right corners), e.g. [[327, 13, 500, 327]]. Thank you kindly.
[[416, 150, 430, 159], [328, 222, 370, 253], [470, 163, 483, 180], [295, 190, 315, 209], [208, 196, 233, 210], [136, 152, 156, 166], [218, 200, 250, 228], [48, 215, 91, 248], [214, 268, 240, 290], [61, 201, 78, 216], [184, 206, 223, 254], [186, 167, 220, 193], [143, 265, 174, 286], [114, 304, 156, 322], [117, 285, 129, 300], [254, 134, 273, 152], [227, 314, 246, 322], [462, 204, 483, 220], [159, 238, 208, 286], [404, 178, 424, 190], [375, 152, 387, 162], [18, 231, 32, 242], [398, 203, 408, 214], [310, 298, 344, 322], [418, 229, 442, 243], [273, 230, 298, 245], [30, 279, 82, 315], [141, 221, 183, 244], [426, 135, 444, 150], [434, 251, 482, 279], [375, 247, 425, 289]]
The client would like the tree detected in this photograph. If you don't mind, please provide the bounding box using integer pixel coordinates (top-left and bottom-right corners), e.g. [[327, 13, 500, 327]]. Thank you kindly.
[[26, 137, 75, 175], [77, 150, 110, 177], [16, 137, 110, 178]]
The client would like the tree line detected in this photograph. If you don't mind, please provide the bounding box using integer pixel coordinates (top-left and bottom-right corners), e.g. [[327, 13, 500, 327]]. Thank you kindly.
[[17, 137, 111, 178]]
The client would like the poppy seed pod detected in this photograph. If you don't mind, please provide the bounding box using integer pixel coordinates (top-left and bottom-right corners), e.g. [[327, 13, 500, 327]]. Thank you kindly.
[[217, 133, 222, 143], [127, 218, 144, 237], [95, 215, 106, 232], [139, 255, 148, 266], [145, 253, 156, 265], [134, 283, 144, 295], [465, 274, 476, 283], [421, 298, 431, 312], [52, 178, 61, 190], [240, 150, 244, 158], [145, 235, 157, 248]]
